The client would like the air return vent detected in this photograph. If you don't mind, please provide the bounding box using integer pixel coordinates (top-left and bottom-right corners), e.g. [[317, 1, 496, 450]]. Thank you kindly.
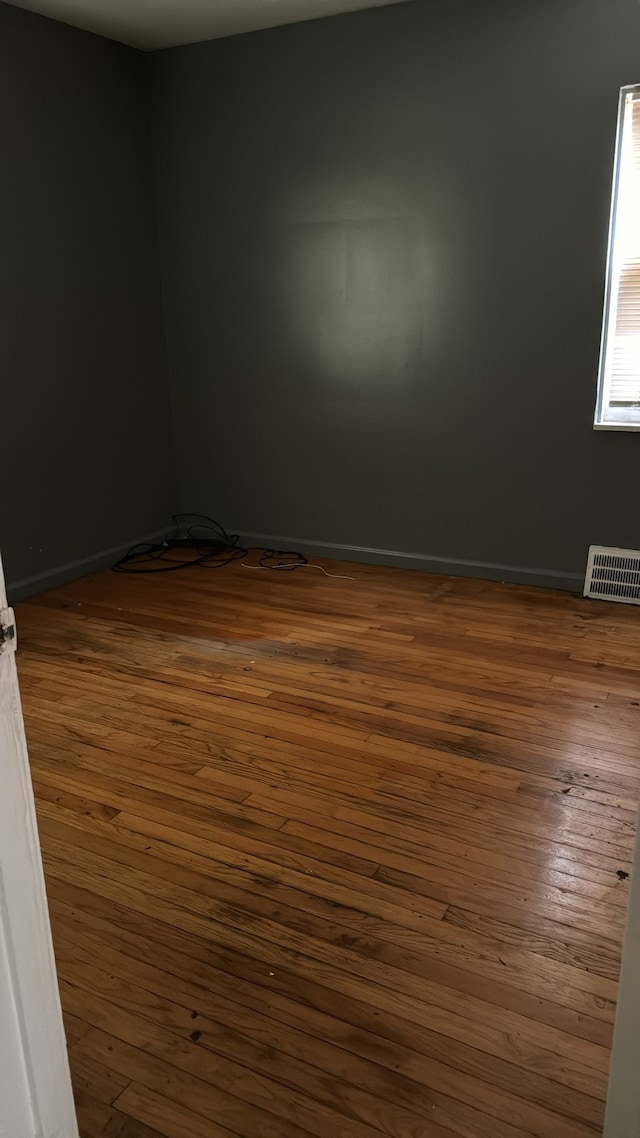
[[584, 545, 640, 603]]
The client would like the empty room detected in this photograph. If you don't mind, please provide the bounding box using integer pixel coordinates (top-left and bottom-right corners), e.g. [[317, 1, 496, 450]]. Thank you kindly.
[[2, 0, 640, 1135]]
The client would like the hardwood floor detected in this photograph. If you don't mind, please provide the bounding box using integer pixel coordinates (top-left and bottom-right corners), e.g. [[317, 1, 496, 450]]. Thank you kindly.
[[14, 557, 640, 1138]]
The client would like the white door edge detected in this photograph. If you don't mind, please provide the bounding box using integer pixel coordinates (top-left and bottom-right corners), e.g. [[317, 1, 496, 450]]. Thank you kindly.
[[0, 553, 78, 1138]]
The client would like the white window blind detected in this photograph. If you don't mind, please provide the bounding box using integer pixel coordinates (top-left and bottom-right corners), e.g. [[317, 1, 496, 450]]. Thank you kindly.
[[596, 85, 640, 428]]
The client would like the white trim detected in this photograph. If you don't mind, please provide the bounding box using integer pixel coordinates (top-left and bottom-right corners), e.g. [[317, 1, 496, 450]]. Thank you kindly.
[[0, 553, 78, 1138], [604, 818, 640, 1136], [595, 84, 640, 428], [0, 891, 34, 1137]]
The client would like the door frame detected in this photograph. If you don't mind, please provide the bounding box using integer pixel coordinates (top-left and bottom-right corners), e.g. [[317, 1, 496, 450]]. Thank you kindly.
[[0, 559, 78, 1138]]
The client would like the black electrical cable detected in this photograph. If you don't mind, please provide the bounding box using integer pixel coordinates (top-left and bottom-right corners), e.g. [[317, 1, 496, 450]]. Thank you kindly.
[[112, 515, 309, 575]]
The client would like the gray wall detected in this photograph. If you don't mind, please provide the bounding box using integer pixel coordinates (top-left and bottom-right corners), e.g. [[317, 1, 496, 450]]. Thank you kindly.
[[150, 0, 640, 588], [0, 2, 175, 597]]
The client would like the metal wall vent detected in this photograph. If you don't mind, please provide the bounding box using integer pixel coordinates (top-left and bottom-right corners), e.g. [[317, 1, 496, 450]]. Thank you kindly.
[[584, 545, 640, 604]]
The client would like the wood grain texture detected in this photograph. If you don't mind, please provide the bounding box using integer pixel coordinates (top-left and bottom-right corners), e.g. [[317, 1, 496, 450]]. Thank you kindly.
[[16, 559, 640, 1137]]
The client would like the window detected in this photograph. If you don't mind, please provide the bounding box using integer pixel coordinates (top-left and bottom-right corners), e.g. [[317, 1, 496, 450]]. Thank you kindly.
[[596, 85, 640, 429]]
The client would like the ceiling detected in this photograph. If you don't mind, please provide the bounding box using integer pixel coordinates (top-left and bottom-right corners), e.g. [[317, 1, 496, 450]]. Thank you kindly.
[[4, 0, 410, 50]]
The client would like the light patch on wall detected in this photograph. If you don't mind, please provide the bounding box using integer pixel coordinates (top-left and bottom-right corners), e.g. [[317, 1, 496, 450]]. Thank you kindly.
[[280, 201, 424, 385]]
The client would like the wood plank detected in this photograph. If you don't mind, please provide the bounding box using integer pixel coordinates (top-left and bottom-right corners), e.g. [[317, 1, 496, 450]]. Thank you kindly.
[[38, 809, 616, 1035], [62, 1011, 90, 1046], [93, 808, 619, 1009], [113, 1083, 240, 1138], [75, 1021, 398, 1138], [73, 1089, 167, 1138], [280, 805, 632, 894], [49, 880, 605, 1130], [51, 918, 600, 1138], [69, 1048, 131, 1106], [41, 843, 612, 1098], [59, 946, 541, 1138], [16, 559, 640, 1138]]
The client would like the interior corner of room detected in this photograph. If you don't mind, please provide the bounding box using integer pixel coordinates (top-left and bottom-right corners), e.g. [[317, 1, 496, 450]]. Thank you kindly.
[[3, 0, 640, 602]]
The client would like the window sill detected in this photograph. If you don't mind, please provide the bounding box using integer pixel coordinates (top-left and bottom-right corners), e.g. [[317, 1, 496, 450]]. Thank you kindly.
[[594, 421, 640, 431]]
